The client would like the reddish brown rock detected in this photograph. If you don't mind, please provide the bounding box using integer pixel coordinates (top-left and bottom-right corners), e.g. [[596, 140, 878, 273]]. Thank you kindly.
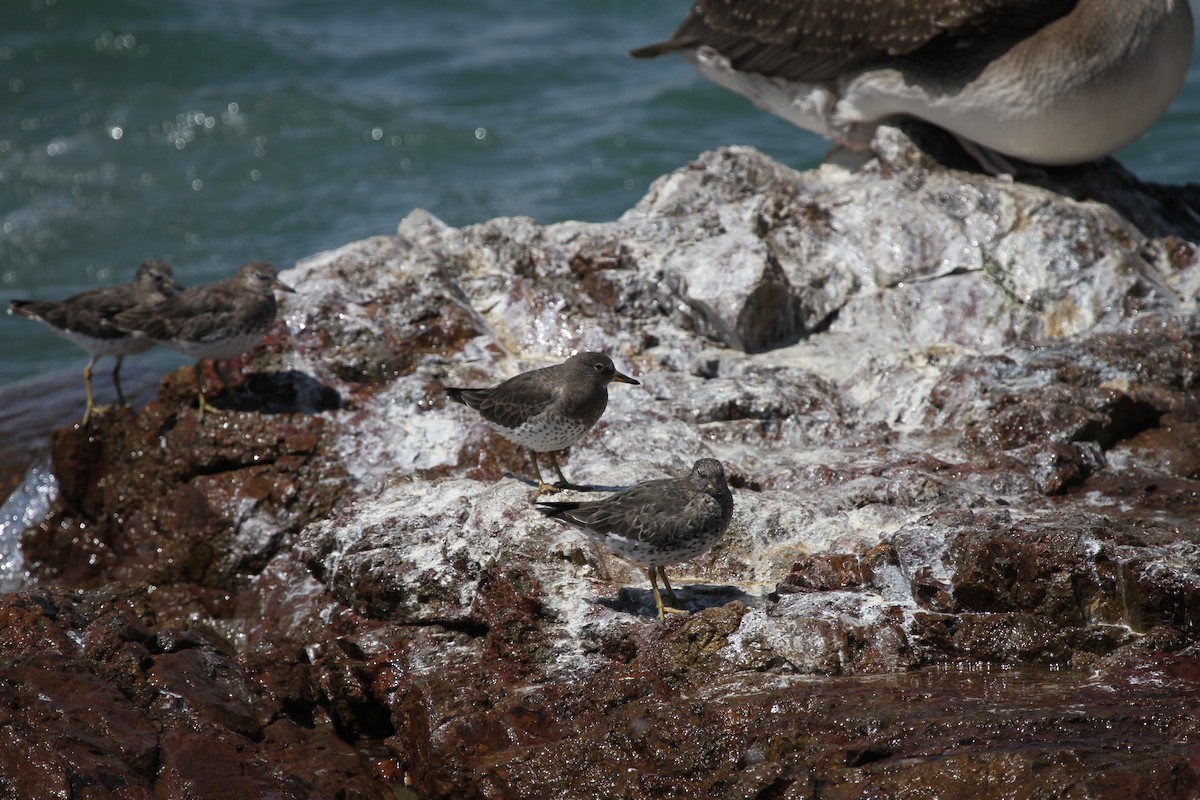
[[777, 552, 873, 593]]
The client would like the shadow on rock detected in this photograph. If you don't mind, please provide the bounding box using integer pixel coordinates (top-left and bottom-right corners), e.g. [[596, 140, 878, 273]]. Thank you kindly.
[[209, 370, 343, 415], [604, 582, 758, 618], [501, 471, 632, 495]]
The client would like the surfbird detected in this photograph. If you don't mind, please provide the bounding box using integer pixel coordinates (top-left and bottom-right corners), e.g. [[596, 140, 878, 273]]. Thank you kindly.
[[115, 261, 294, 416], [537, 457, 734, 619], [631, 0, 1194, 170], [445, 352, 640, 495], [8, 259, 181, 423]]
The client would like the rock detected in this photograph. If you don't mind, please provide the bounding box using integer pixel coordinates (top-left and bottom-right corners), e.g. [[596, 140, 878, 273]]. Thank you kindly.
[[3, 129, 1200, 796]]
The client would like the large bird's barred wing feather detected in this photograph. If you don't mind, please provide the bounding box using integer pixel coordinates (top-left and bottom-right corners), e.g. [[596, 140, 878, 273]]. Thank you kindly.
[[634, 0, 1076, 83]]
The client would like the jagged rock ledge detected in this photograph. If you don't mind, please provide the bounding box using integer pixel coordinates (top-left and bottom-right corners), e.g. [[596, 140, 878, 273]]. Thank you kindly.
[[3, 129, 1199, 798]]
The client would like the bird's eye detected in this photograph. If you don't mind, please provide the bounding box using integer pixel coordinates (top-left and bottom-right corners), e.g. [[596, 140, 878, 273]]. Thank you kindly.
[[594, 362, 606, 371]]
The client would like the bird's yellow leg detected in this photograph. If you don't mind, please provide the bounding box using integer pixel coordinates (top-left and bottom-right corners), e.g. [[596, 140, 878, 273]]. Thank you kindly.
[[194, 363, 217, 418], [529, 451, 558, 497], [548, 451, 585, 490], [81, 357, 96, 425], [657, 566, 680, 607], [647, 568, 687, 619], [111, 355, 127, 406]]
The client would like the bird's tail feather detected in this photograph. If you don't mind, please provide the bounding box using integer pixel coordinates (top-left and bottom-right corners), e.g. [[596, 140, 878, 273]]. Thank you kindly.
[[536, 501, 584, 518]]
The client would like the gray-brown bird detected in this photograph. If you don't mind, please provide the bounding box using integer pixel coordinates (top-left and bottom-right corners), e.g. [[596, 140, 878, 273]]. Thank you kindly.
[[116, 261, 294, 416], [538, 458, 734, 619], [445, 352, 640, 495], [9, 259, 181, 423], [632, 0, 1193, 171]]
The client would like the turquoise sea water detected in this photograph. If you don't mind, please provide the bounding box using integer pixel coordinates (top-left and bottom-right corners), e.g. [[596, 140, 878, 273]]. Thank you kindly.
[[3, 0, 1200, 390]]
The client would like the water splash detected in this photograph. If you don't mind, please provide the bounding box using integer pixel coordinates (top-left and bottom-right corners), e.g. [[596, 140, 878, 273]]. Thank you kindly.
[[0, 460, 58, 592]]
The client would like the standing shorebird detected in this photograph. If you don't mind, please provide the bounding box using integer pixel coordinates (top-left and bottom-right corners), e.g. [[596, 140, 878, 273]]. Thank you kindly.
[[445, 352, 640, 495], [8, 259, 181, 424], [631, 0, 1194, 171], [537, 458, 734, 619], [115, 261, 294, 417]]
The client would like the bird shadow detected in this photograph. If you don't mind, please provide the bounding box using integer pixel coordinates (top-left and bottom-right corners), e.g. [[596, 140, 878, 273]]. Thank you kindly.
[[566, 482, 628, 494], [890, 120, 1200, 241], [505, 472, 629, 495], [209, 370, 343, 415], [596, 582, 759, 619]]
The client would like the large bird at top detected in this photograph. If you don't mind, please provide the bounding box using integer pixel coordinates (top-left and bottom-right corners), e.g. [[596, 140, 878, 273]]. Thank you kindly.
[[632, 0, 1194, 170]]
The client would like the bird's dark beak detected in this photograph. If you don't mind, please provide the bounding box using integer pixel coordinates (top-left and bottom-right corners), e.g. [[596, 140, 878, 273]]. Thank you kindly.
[[612, 370, 640, 385], [274, 278, 296, 293]]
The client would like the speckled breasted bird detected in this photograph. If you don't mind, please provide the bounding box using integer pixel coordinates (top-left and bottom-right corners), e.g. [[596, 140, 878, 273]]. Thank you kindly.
[[445, 352, 640, 495], [538, 457, 734, 619]]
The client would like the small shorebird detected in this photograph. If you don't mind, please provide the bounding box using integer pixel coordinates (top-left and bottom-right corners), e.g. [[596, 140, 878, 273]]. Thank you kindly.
[[538, 458, 734, 619], [116, 261, 294, 417], [445, 352, 640, 495], [632, 0, 1194, 171], [8, 259, 181, 423]]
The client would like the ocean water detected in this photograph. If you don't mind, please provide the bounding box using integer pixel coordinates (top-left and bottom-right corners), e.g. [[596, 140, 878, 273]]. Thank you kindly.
[[3, 0, 1199, 390]]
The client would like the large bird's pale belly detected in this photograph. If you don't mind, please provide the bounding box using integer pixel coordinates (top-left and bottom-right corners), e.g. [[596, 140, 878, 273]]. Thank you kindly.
[[843, 24, 1192, 164]]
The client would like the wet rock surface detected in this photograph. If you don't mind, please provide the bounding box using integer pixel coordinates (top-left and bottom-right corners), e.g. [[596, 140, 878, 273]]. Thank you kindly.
[[2, 130, 1199, 798]]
